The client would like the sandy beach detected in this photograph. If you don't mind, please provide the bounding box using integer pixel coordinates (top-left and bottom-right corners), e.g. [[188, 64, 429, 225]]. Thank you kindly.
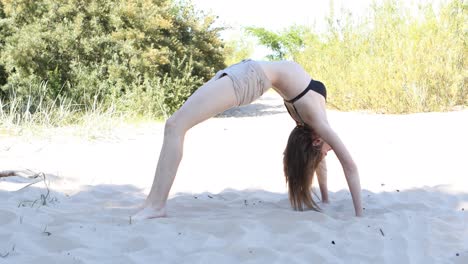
[[1, 92, 467, 263]]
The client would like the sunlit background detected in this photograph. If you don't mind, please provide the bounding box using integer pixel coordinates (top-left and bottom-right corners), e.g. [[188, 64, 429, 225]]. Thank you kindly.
[[192, 0, 448, 58], [0, 0, 464, 129]]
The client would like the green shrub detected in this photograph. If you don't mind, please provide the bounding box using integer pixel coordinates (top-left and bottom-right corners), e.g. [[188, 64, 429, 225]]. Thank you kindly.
[[0, 0, 225, 123], [249, 0, 467, 113], [118, 56, 203, 118], [0, 0, 8, 92]]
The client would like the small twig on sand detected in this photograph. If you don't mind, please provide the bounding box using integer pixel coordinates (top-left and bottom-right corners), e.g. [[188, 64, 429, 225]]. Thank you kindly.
[[380, 228, 385, 237], [0, 169, 42, 178], [42, 225, 52, 236], [17, 172, 58, 208], [0, 170, 16, 178]]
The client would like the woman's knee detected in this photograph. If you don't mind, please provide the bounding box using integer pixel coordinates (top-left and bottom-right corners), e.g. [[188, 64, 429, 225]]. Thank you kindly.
[[164, 115, 187, 137]]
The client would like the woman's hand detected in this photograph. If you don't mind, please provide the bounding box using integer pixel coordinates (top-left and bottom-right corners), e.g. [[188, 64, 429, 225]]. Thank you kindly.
[[313, 121, 363, 217]]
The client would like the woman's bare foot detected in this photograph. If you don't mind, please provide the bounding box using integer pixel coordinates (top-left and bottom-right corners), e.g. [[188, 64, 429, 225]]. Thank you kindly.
[[132, 206, 167, 220]]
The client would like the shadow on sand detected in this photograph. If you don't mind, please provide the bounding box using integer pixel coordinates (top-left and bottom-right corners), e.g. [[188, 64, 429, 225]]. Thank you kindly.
[[217, 94, 287, 118], [1, 177, 467, 263]]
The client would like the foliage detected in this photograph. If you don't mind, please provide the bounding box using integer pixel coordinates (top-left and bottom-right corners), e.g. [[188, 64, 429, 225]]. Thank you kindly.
[[245, 25, 308, 60], [249, 0, 467, 113], [0, 0, 224, 122], [0, 0, 7, 90], [222, 30, 254, 66], [118, 56, 203, 118]]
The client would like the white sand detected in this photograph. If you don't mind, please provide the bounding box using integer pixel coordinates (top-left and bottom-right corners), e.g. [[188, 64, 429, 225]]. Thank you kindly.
[[1, 93, 467, 263]]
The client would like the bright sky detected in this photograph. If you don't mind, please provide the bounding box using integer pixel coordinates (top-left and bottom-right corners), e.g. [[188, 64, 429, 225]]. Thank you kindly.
[[191, 0, 372, 32], [191, 0, 446, 59]]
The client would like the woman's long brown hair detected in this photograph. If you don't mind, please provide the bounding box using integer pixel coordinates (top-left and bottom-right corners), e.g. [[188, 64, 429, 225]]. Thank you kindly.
[[283, 125, 323, 211]]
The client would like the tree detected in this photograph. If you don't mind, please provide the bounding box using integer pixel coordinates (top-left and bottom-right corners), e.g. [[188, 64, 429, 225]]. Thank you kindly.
[[245, 25, 308, 60], [0, 0, 225, 114], [0, 0, 7, 90]]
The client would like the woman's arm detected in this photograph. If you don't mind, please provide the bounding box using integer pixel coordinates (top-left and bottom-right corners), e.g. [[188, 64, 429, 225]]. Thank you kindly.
[[316, 158, 329, 203], [313, 120, 363, 216]]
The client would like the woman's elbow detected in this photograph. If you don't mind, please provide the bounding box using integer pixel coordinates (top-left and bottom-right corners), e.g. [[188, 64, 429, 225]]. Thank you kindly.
[[343, 160, 358, 175]]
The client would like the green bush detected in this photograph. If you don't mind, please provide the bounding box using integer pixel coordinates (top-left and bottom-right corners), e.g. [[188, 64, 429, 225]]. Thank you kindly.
[[250, 0, 467, 113], [118, 56, 203, 118], [0, 1, 7, 91], [0, 0, 225, 122]]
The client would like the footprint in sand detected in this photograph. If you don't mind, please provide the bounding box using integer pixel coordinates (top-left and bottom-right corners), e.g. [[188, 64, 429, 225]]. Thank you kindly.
[[119, 236, 149, 253], [0, 210, 16, 225], [35, 235, 84, 252]]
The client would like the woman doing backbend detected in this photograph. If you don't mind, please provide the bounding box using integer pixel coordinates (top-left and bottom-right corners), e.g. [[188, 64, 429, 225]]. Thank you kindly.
[[135, 59, 363, 219]]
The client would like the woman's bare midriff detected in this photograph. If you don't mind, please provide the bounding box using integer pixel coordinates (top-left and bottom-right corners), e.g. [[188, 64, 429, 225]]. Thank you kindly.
[[257, 60, 312, 100]]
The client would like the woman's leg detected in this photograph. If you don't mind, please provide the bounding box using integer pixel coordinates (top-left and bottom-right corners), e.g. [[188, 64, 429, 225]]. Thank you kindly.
[[135, 76, 238, 219]]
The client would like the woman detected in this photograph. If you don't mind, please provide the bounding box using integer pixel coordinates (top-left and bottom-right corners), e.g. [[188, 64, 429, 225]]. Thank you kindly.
[[135, 59, 363, 219]]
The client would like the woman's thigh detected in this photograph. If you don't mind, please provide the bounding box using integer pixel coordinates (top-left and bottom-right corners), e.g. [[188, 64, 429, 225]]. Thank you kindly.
[[170, 76, 238, 131]]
